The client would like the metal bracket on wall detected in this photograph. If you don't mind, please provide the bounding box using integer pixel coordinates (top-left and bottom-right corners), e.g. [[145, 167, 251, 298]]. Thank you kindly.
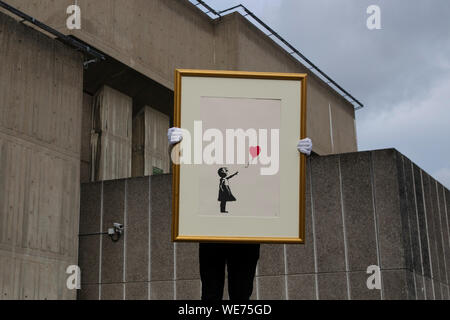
[[0, 0, 105, 61], [79, 223, 124, 243], [84, 59, 99, 70]]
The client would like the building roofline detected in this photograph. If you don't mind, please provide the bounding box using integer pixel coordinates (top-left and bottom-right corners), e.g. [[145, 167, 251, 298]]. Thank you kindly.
[[192, 0, 364, 110], [0, 0, 363, 110]]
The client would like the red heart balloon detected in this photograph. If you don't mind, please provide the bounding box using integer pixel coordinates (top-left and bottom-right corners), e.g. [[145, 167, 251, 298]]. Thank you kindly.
[[249, 146, 261, 158]]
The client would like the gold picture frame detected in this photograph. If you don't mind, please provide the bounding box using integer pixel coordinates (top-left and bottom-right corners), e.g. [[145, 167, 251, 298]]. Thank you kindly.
[[172, 69, 307, 244]]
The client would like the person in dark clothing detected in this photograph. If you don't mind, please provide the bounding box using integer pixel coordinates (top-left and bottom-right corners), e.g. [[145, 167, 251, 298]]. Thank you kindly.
[[199, 243, 260, 300], [168, 127, 312, 300]]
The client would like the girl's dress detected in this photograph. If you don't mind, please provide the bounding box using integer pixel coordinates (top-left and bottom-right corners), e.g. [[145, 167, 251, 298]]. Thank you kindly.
[[218, 178, 236, 202]]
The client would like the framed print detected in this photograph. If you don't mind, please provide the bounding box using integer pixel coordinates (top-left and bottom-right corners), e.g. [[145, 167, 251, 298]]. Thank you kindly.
[[172, 69, 307, 244]]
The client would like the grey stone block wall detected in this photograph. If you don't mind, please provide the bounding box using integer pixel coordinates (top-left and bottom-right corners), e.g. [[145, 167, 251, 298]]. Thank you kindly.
[[77, 149, 450, 300]]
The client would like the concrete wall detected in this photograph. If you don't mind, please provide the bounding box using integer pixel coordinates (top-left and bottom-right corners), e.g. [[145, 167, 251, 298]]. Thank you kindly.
[[81, 93, 93, 184], [132, 106, 171, 177], [0, 12, 83, 299], [77, 149, 450, 300], [91, 85, 133, 181], [4, 0, 358, 155]]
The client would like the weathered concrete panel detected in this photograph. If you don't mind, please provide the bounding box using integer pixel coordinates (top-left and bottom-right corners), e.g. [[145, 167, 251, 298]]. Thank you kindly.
[[80, 93, 93, 183], [286, 158, 315, 274], [340, 152, 378, 271], [317, 273, 348, 300], [132, 106, 170, 177], [91, 86, 132, 181], [310, 155, 346, 273], [0, 12, 83, 300], [372, 149, 405, 269]]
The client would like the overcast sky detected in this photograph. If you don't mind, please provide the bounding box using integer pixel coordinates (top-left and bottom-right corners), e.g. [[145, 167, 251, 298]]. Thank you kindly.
[[203, 0, 450, 188]]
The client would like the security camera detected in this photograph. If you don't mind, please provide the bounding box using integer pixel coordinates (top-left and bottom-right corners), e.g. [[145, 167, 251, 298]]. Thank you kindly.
[[113, 223, 124, 233]]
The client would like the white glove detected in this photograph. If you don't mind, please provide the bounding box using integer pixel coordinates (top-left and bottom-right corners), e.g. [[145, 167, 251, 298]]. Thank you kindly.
[[297, 138, 313, 156], [168, 127, 184, 146]]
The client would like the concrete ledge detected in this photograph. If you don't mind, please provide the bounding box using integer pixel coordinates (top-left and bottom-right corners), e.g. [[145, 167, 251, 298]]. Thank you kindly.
[[77, 149, 450, 300]]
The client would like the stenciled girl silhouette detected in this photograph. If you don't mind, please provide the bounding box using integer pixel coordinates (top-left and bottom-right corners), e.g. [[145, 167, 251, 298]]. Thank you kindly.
[[217, 168, 239, 213]]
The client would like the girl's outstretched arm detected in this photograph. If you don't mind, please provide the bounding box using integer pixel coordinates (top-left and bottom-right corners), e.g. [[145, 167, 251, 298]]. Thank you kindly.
[[227, 172, 239, 180]]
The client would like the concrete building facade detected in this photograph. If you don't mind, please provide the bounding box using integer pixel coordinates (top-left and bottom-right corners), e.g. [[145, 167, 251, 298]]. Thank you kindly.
[[4, 0, 358, 155], [1, 0, 449, 300]]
